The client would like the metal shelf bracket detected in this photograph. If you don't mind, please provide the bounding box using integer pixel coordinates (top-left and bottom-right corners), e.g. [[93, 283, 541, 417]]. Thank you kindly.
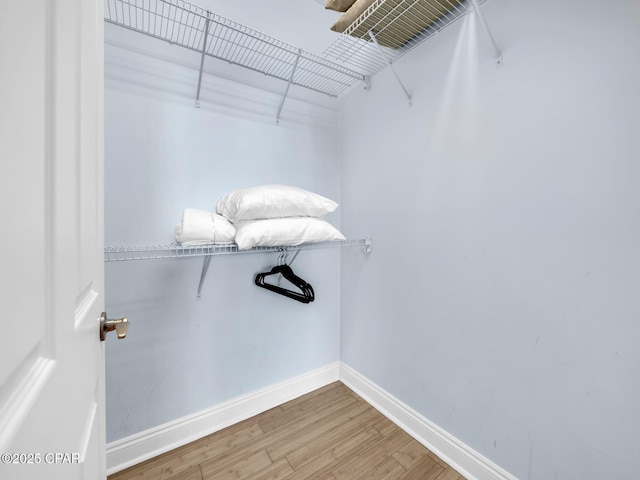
[[196, 255, 212, 300], [195, 13, 211, 107], [276, 49, 302, 125], [368, 31, 412, 107], [470, 0, 503, 66]]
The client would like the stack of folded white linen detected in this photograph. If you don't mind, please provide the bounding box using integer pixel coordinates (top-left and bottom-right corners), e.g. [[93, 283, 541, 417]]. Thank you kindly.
[[176, 185, 345, 250], [175, 208, 236, 246]]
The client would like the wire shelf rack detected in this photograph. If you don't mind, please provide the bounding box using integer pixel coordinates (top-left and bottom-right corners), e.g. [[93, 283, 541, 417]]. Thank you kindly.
[[104, 0, 366, 98], [323, 0, 488, 76], [104, 237, 372, 262]]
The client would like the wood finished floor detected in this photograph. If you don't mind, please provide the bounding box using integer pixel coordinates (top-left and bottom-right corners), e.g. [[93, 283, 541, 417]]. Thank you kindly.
[[108, 382, 465, 480]]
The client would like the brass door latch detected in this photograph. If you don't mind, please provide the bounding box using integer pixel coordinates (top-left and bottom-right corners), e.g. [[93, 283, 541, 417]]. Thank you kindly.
[[100, 312, 129, 341]]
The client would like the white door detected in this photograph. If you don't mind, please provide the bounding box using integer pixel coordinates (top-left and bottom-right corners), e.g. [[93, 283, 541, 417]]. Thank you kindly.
[[0, 1, 108, 479]]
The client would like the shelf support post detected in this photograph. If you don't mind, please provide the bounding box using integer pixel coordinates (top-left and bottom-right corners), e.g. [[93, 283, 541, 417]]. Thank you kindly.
[[368, 31, 412, 107], [276, 49, 302, 125], [470, 0, 503, 66], [195, 13, 212, 108], [196, 255, 212, 300]]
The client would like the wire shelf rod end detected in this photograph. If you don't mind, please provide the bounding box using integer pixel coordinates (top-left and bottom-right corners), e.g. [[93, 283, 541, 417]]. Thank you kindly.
[[364, 236, 373, 253]]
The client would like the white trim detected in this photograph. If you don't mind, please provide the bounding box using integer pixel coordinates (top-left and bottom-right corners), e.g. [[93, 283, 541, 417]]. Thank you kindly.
[[338, 363, 517, 480], [107, 361, 515, 480], [106, 362, 340, 475]]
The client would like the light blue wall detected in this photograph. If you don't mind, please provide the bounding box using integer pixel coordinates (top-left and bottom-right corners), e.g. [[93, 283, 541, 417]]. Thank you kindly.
[[340, 0, 640, 479], [104, 26, 342, 443], [105, 1, 640, 477]]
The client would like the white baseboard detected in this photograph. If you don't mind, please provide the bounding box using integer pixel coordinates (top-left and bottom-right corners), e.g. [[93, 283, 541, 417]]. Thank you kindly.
[[106, 362, 340, 475], [107, 361, 514, 480], [338, 362, 517, 480]]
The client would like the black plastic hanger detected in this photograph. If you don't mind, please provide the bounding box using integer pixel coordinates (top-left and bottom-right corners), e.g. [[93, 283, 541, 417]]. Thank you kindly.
[[254, 264, 315, 304]]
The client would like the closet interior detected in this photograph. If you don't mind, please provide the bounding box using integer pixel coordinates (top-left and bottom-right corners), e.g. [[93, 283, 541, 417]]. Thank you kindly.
[[103, 0, 500, 476], [104, 0, 640, 479]]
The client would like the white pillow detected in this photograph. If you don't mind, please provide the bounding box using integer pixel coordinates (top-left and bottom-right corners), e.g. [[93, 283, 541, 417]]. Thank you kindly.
[[216, 185, 338, 223], [234, 217, 346, 251], [175, 209, 236, 245]]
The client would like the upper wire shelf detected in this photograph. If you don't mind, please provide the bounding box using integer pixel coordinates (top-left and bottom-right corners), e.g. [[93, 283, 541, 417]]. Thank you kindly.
[[104, 237, 372, 262], [323, 0, 488, 76], [105, 0, 366, 98]]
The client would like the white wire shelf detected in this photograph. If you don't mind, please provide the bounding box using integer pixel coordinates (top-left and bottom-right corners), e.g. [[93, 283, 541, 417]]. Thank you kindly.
[[104, 0, 366, 99], [106, 237, 372, 299], [323, 0, 490, 76], [104, 237, 372, 262]]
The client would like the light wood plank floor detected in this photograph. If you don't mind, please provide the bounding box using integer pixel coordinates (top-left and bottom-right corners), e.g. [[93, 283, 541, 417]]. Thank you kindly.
[[108, 382, 465, 480]]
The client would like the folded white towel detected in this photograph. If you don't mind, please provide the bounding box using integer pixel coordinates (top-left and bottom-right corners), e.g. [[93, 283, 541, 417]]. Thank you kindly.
[[175, 209, 236, 245]]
